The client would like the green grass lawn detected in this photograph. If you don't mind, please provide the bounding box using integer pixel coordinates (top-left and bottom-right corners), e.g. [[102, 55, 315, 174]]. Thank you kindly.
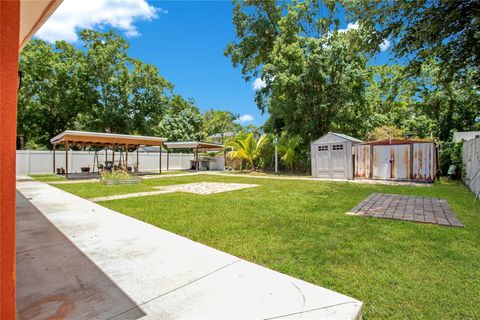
[[29, 170, 184, 183], [30, 174, 67, 182], [53, 175, 480, 319]]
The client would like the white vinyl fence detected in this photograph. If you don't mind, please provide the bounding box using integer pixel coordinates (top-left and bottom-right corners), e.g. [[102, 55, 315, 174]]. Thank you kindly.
[[16, 150, 225, 174], [462, 136, 480, 199]]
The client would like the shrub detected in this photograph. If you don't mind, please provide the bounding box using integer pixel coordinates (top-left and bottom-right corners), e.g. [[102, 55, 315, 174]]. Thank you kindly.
[[100, 169, 133, 181]]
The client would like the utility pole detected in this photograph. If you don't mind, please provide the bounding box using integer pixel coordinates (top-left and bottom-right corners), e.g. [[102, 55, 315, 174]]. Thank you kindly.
[[274, 136, 278, 174]]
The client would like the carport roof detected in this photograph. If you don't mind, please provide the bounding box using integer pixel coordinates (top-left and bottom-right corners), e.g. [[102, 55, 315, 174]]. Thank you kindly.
[[359, 138, 435, 145], [50, 130, 167, 146], [164, 141, 224, 151]]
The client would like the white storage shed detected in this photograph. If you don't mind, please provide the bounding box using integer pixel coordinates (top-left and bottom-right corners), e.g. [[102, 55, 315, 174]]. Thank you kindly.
[[311, 132, 363, 179]]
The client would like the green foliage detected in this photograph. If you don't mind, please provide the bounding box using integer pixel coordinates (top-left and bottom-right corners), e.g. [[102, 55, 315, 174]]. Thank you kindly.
[[17, 39, 92, 148], [17, 30, 200, 149], [365, 61, 479, 142], [203, 110, 241, 143], [366, 126, 404, 141], [228, 132, 268, 171], [277, 133, 302, 172], [439, 141, 464, 178], [227, 1, 479, 174], [99, 169, 133, 181], [344, 0, 480, 85], [227, 0, 370, 143], [156, 97, 204, 141]]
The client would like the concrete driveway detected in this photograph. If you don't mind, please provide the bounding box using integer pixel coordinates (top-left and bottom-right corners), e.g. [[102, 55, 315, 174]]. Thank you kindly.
[[16, 179, 363, 319]]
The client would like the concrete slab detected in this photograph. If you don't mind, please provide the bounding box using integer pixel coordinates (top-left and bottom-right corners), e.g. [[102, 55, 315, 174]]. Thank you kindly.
[[16, 180, 363, 319], [16, 192, 145, 320], [347, 193, 463, 227], [153, 182, 259, 195], [113, 260, 362, 320], [88, 182, 259, 202]]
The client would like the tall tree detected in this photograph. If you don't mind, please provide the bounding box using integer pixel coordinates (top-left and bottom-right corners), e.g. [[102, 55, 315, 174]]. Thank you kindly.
[[224, 0, 283, 81], [344, 0, 480, 83], [203, 109, 241, 143], [156, 96, 204, 141], [277, 132, 302, 172], [228, 132, 268, 171], [18, 30, 176, 148], [18, 39, 94, 148], [226, 0, 371, 142]]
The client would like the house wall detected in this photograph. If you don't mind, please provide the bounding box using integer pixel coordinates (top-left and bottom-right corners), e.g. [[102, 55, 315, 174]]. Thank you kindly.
[[462, 137, 480, 198], [0, 1, 20, 317], [16, 150, 225, 174]]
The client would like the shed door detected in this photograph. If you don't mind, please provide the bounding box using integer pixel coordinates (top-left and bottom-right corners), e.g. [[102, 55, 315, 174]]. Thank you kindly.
[[412, 143, 435, 181], [373, 145, 391, 179], [354, 145, 371, 178], [315, 144, 330, 178], [330, 143, 347, 179], [373, 145, 410, 179], [391, 145, 410, 179]]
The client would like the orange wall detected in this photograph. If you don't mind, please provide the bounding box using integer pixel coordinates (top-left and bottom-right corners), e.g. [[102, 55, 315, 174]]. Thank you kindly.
[[0, 0, 20, 319]]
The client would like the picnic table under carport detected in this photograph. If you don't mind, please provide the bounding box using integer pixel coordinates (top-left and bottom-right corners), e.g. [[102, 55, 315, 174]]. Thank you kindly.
[[50, 130, 167, 178], [164, 141, 224, 171]]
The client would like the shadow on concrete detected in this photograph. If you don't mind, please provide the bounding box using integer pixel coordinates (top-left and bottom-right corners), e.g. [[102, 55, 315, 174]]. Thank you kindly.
[[16, 191, 145, 320]]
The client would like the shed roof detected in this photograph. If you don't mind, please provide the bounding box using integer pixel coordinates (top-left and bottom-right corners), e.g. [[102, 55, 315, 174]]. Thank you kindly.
[[50, 130, 167, 146], [311, 132, 363, 145], [453, 131, 480, 143], [359, 138, 435, 146], [164, 141, 224, 151]]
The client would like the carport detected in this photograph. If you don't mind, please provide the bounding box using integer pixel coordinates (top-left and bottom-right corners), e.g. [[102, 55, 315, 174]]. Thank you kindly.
[[164, 141, 224, 171], [50, 130, 167, 178]]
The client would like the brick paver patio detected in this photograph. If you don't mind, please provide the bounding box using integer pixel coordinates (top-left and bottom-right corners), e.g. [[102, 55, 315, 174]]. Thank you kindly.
[[347, 193, 464, 227]]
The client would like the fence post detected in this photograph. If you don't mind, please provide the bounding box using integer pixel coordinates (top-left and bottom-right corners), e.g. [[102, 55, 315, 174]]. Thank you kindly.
[[26, 149, 31, 175]]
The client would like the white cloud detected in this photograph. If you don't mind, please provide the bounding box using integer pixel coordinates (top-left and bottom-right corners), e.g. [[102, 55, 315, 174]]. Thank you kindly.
[[339, 21, 359, 33], [252, 78, 267, 91], [237, 114, 254, 123], [35, 0, 161, 43], [379, 39, 391, 52]]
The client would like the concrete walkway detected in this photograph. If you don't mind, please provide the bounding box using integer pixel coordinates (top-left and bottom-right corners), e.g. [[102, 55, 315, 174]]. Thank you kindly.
[[16, 179, 362, 320]]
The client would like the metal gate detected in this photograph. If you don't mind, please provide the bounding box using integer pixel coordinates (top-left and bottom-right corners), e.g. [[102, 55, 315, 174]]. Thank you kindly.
[[315, 143, 347, 179]]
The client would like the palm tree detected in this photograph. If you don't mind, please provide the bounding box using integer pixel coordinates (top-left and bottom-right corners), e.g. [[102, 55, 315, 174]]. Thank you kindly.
[[277, 134, 302, 173], [228, 132, 268, 171]]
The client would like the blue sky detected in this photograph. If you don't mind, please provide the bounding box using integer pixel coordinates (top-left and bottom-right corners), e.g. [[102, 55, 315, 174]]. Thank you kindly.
[[35, 0, 392, 127], [128, 1, 265, 125]]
